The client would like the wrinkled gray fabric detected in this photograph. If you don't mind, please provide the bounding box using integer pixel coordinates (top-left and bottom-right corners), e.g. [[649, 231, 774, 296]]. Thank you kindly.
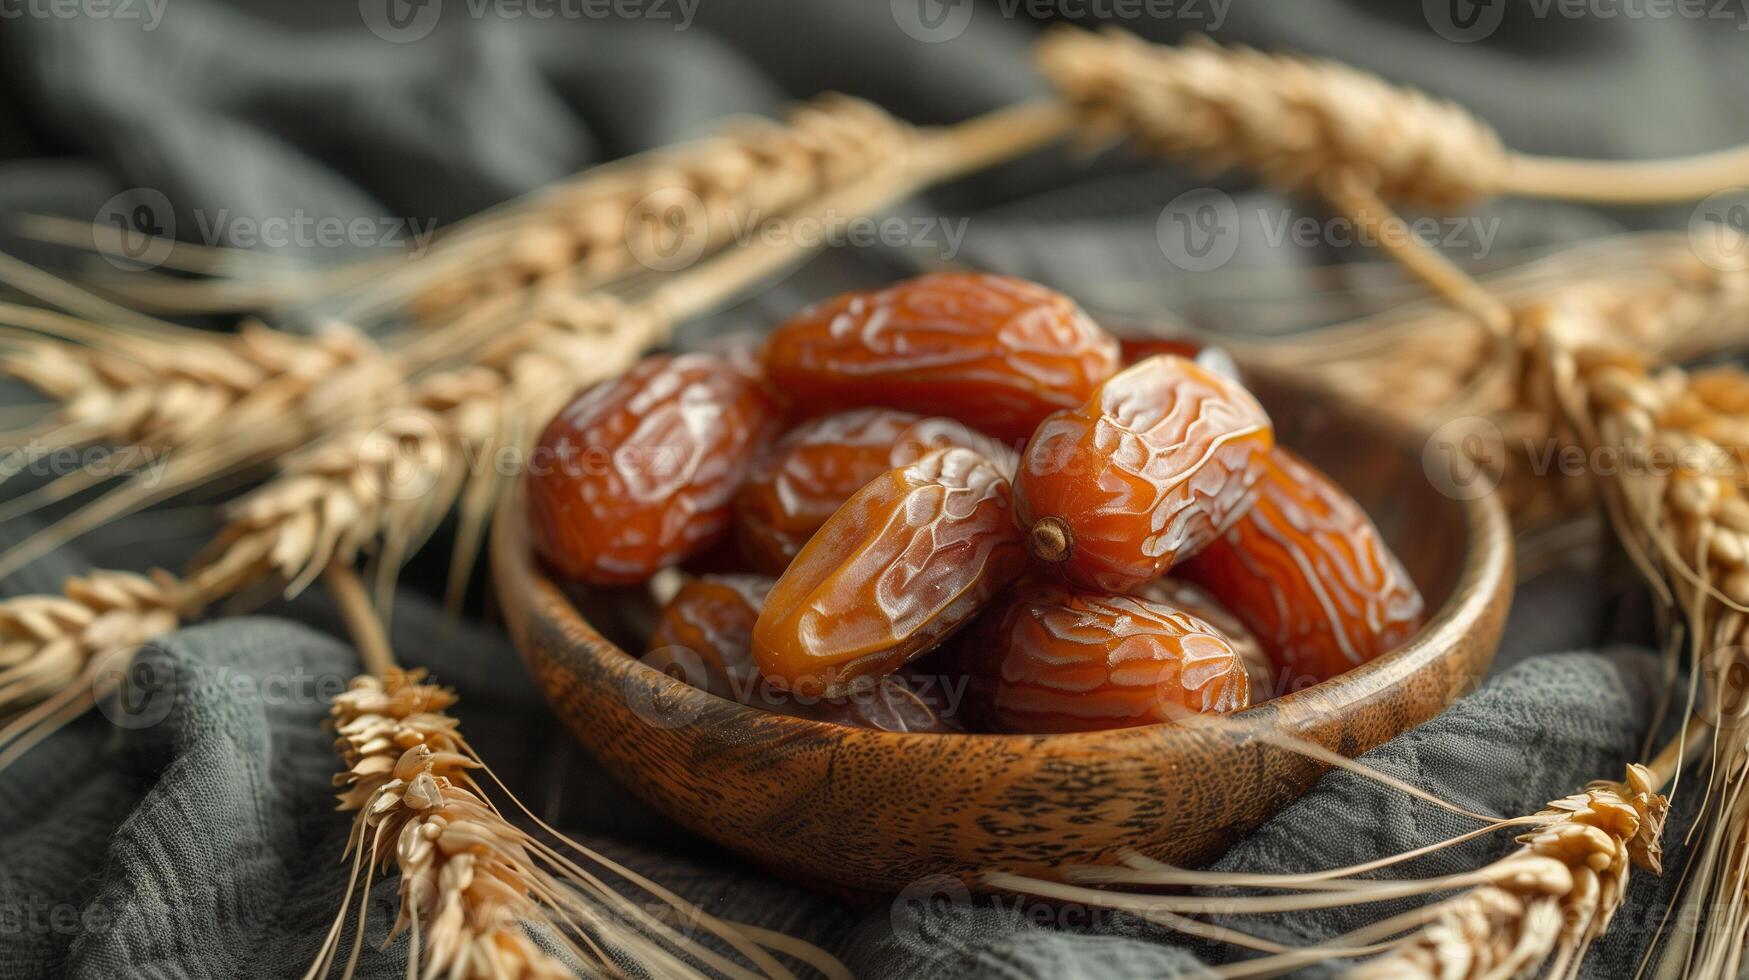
[[0, 1, 1734, 977]]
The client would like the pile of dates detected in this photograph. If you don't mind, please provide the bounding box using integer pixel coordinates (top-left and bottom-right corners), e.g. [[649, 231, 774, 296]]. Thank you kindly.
[[526, 273, 1424, 735]]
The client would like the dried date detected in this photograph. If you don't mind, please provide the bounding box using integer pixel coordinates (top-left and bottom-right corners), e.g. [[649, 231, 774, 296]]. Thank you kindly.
[[1181, 447, 1425, 684], [734, 408, 1010, 573], [965, 584, 1250, 733], [807, 671, 965, 733], [645, 574, 774, 700], [527, 353, 780, 584], [752, 447, 1027, 695], [761, 273, 1121, 441], [1131, 577, 1273, 700], [1012, 354, 1274, 592]]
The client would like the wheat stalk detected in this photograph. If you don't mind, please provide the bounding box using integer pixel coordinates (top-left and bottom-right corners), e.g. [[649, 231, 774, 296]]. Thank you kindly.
[[401, 94, 912, 323], [1037, 26, 1505, 210], [1347, 763, 1669, 979], [1231, 234, 1749, 532], [311, 658, 844, 980], [983, 752, 1671, 980], [1, 320, 383, 488], [1036, 26, 1749, 209], [1513, 306, 1749, 979], [0, 569, 194, 769], [33, 94, 914, 331]]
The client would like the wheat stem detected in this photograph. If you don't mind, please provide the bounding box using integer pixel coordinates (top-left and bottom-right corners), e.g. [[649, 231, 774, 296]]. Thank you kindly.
[[1038, 27, 1749, 210], [1319, 169, 1512, 336], [1505, 146, 1749, 204]]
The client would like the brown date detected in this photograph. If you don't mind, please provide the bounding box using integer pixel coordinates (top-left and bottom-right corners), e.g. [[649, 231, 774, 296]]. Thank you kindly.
[[965, 584, 1250, 733], [645, 574, 774, 701], [527, 353, 779, 585], [1012, 354, 1274, 593], [1181, 447, 1425, 685], [752, 447, 1027, 695], [644, 579, 963, 732], [760, 273, 1121, 442], [808, 671, 965, 733], [1131, 577, 1273, 700], [734, 408, 1011, 573]]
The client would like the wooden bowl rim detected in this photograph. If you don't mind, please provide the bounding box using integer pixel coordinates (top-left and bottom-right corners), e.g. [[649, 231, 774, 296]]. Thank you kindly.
[[494, 459, 1512, 753]]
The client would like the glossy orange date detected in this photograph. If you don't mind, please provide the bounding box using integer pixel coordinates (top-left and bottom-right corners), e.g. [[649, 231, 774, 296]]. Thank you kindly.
[[966, 584, 1250, 733], [527, 354, 779, 585], [1012, 354, 1274, 592], [752, 447, 1027, 695], [1181, 447, 1425, 685], [760, 273, 1121, 442], [1131, 577, 1273, 700], [734, 408, 1010, 573]]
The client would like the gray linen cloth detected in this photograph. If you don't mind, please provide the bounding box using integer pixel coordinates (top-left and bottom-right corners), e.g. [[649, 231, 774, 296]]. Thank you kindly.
[[0, 1, 1737, 976]]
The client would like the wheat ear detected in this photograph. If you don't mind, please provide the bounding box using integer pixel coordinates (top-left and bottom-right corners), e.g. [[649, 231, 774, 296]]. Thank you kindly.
[[1037, 26, 1749, 208], [399, 94, 912, 323], [311, 563, 848, 980], [0, 569, 194, 769], [984, 744, 1672, 980], [42, 94, 913, 330], [1519, 307, 1749, 979]]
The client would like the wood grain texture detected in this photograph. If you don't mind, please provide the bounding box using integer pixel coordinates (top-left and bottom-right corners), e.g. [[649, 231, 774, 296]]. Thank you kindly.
[[492, 370, 1514, 894]]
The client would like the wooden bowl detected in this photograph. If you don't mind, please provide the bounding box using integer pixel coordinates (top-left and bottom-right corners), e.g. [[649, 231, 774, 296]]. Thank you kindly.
[[492, 369, 1514, 893]]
